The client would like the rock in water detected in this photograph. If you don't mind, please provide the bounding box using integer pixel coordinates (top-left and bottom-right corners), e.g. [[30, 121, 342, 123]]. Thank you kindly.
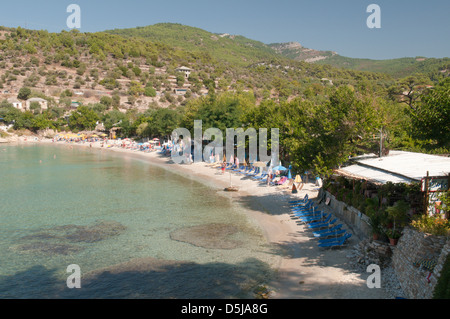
[[170, 223, 243, 249]]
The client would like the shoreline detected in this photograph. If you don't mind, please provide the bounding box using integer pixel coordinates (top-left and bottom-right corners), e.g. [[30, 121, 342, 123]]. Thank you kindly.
[[11, 138, 392, 299]]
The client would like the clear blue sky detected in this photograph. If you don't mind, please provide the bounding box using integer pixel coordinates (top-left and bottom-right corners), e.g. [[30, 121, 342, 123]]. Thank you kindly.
[[0, 0, 448, 60]]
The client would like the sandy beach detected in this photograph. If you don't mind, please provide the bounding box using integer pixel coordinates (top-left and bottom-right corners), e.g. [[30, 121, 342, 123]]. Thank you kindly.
[[12, 137, 392, 299]]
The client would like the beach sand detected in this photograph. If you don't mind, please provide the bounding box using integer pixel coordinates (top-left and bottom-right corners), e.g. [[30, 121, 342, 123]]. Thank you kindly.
[[28, 138, 391, 299]]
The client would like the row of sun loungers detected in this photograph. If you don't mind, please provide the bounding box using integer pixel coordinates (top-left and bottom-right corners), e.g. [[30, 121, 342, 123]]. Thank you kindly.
[[203, 160, 352, 248], [225, 164, 294, 188], [289, 194, 352, 249]]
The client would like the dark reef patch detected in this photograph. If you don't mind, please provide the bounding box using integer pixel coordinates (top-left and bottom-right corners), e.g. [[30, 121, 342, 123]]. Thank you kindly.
[[12, 220, 126, 255], [170, 223, 243, 249]]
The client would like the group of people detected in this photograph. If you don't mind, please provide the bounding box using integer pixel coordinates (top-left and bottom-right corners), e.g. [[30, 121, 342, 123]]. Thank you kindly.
[[53, 134, 162, 153], [216, 156, 294, 189]]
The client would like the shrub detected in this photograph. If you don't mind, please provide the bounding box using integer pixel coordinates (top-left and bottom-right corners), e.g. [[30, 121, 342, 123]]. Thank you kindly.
[[144, 87, 156, 97], [433, 254, 450, 299], [411, 215, 450, 236], [18, 87, 32, 100]]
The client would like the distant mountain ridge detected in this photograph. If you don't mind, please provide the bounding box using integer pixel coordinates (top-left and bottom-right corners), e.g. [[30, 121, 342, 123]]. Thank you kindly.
[[268, 42, 449, 79], [268, 42, 338, 63], [107, 23, 449, 79]]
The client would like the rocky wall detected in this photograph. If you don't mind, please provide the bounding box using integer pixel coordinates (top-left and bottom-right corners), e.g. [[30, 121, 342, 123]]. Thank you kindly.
[[392, 227, 449, 299]]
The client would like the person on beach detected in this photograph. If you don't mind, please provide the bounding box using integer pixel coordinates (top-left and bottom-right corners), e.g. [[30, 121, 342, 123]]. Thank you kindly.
[[221, 161, 226, 174], [267, 167, 272, 186]]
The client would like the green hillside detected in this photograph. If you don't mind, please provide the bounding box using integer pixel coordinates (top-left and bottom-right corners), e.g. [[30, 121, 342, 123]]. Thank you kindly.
[[108, 23, 449, 81], [0, 24, 392, 114], [106, 23, 280, 67], [315, 55, 450, 80]]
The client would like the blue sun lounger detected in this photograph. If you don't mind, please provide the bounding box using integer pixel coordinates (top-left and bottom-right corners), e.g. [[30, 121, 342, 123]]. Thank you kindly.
[[293, 208, 321, 218], [253, 173, 267, 180], [291, 200, 314, 209], [290, 198, 312, 206], [312, 224, 343, 236], [314, 228, 347, 238], [251, 170, 263, 179], [291, 201, 314, 210], [295, 208, 325, 217], [289, 194, 308, 204], [318, 233, 352, 248], [291, 202, 315, 212], [237, 166, 251, 174], [307, 217, 337, 229], [299, 213, 330, 224], [246, 167, 260, 176]]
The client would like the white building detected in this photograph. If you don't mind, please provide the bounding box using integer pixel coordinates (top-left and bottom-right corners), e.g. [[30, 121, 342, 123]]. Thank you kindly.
[[26, 97, 48, 111], [8, 98, 23, 110], [176, 66, 192, 79]]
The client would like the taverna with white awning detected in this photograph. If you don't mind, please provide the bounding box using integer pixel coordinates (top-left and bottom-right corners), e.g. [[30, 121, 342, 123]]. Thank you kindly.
[[335, 151, 450, 185]]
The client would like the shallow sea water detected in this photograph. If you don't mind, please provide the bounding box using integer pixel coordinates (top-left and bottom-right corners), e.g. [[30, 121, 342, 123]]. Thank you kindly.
[[0, 144, 278, 298]]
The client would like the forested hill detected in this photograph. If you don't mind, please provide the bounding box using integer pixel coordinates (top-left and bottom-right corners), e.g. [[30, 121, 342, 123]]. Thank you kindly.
[[108, 23, 449, 81], [315, 55, 450, 81], [0, 24, 394, 112], [106, 23, 280, 67], [269, 42, 449, 81]]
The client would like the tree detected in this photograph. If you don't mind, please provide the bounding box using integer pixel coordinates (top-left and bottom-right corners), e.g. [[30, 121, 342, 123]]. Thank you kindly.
[[176, 73, 185, 87], [100, 96, 113, 107], [17, 87, 32, 100], [388, 75, 433, 110], [244, 87, 382, 177], [144, 86, 156, 97], [148, 108, 181, 138], [32, 113, 54, 131], [410, 78, 450, 149], [29, 101, 41, 114], [68, 106, 99, 132], [306, 87, 380, 175]]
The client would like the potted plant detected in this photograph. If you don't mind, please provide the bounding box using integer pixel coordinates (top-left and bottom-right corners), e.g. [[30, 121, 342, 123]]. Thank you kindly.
[[368, 213, 384, 240], [385, 229, 401, 245], [365, 197, 384, 240], [385, 200, 410, 245]]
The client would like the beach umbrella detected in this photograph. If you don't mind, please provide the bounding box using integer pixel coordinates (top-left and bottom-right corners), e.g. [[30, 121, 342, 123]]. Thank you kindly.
[[252, 161, 267, 167], [272, 165, 287, 171], [295, 175, 302, 183], [287, 165, 292, 179]]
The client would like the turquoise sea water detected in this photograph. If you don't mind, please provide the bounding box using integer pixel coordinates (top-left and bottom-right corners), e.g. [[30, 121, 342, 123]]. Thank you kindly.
[[0, 144, 277, 298]]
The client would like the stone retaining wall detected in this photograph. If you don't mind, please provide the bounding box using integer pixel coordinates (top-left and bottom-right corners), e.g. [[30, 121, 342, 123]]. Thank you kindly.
[[392, 227, 449, 299], [320, 189, 449, 299], [320, 189, 371, 239]]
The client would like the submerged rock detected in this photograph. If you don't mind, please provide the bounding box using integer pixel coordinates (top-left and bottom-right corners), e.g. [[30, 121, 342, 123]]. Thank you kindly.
[[62, 221, 127, 243], [21, 221, 127, 243], [13, 220, 127, 255], [11, 242, 83, 255], [170, 223, 243, 249]]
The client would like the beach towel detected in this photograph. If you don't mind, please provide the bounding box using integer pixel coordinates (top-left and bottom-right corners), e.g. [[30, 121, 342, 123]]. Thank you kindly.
[[276, 177, 287, 185]]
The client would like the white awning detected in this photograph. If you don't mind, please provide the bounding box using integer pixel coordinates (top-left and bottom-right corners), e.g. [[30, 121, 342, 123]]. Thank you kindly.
[[336, 151, 450, 184], [336, 165, 414, 185]]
